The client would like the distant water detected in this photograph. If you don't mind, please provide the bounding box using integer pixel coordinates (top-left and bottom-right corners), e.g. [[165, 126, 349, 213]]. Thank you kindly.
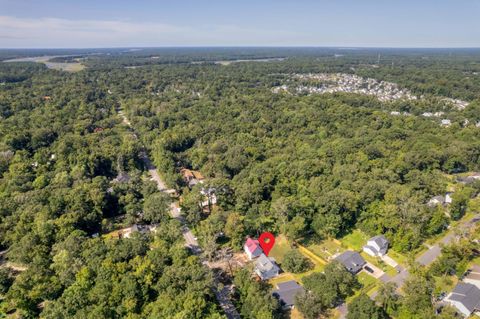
[[3, 55, 84, 72], [192, 57, 286, 65]]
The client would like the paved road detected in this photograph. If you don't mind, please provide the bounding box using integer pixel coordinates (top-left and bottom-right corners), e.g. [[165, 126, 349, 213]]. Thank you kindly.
[[417, 214, 480, 266], [380, 214, 479, 292], [119, 110, 240, 319], [139, 151, 168, 192]]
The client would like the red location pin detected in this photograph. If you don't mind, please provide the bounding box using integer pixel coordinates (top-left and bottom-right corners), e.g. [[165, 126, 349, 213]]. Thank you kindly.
[[258, 232, 275, 256]]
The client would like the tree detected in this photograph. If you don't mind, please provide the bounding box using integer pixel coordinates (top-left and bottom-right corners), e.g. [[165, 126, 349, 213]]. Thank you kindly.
[[233, 268, 280, 319], [142, 192, 170, 223], [430, 240, 475, 277], [347, 293, 386, 319], [285, 215, 306, 241], [282, 249, 312, 273], [302, 261, 359, 310], [295, 291, 326, 319], [375, 282, 399, 315], [224, 212, 245, 249], [449, 189, 470, 220], [180, 188, 204, 224], [400, 274, 434, 318], [0, 268, 13, 295], [197, 212, 225, 261], [437, 305, 461, 319]]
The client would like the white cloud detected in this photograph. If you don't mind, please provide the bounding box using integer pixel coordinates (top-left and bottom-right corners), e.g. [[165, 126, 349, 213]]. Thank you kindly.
[[0, 15, 307, 48], [0, 15, 195, 47]]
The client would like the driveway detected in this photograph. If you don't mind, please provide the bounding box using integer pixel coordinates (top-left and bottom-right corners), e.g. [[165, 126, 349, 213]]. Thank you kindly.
[[381, 254, 398, 268], [363, 262, 385, 280]]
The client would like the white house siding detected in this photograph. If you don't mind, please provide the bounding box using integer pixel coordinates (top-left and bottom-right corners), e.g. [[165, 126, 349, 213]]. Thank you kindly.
[[447, 299, 471, 317], [464, 278, 480, 289], [363, 246, 377, 257]]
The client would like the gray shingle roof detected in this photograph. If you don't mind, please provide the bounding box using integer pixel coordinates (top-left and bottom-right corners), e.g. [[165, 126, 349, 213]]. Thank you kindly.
[[272, 281, 305, 307], [370, 235, 388, 247], [255, 253, 280, 277], [449, 283, 480, 313], [368, 235, 389, 255], [335, 251, 366, 274]]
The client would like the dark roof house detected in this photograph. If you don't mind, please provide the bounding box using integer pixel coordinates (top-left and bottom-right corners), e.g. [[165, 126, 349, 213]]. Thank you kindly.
[[457, 173, 480, 185], [272, 280, 305, 309], [335, 251, 366, 274]]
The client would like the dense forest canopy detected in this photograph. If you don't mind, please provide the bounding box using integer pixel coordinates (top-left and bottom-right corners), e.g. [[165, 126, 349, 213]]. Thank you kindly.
[[1, 47, 480, 318]]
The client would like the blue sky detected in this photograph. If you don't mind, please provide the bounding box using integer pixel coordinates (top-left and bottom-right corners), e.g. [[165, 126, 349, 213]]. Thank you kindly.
[[1, 0, 479, 48]]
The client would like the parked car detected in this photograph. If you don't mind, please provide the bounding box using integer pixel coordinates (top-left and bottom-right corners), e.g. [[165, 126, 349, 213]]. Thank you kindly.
[[364, 266, 374, 273], [436, 292, 447, 301]]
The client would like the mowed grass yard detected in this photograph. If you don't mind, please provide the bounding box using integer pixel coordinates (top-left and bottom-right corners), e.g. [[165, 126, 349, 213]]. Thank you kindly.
[[340, 230, 368, 251], [269, 235, 325, 286], [269, 235, 293, 264], [306, 239, 344, 261], [345, 271, 380, 304]]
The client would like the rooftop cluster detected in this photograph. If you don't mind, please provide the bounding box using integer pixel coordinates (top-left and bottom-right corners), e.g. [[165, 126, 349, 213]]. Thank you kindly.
[[273, 73, 418, 102]]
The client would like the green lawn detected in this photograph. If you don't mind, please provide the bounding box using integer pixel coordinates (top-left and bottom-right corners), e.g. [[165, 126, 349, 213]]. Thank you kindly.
[[269, 273, 296, 286], [269, 235, 325, 286], [346, 271, 380, 303], [307, 239, 344, 261], [357, 272, 379, 293], [470, 257, 480, 266], [434, 275, 458, 295], [341, 230, 368, 251], [387, 249, 410, 266], [269, 235, 293, 264], [468, 197, 480, 217]]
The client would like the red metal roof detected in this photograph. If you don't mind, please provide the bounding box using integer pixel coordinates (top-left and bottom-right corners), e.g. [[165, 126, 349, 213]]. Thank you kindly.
[[245, 238, 260, 253]]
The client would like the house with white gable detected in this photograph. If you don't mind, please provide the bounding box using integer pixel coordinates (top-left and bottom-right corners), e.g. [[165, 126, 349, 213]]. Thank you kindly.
[[464, 265, 480, 289], [363, 235, 389, 257], [445, 192, 453, 204], [427, 192, 453, 207], [244, 237, 263, 260], [445, 282, 480, 317]]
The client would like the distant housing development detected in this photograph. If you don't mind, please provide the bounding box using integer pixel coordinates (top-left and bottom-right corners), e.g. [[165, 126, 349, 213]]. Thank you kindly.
[[273, 73, 418, 102], [272, 73, 470, 112]]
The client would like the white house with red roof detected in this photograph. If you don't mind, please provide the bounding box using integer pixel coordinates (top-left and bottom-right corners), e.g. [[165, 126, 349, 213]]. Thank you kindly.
[[244, 237, 263, 260]]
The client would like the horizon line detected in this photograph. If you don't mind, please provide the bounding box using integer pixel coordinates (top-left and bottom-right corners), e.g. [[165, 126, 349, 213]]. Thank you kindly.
[[2, 45, 480, 50]]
